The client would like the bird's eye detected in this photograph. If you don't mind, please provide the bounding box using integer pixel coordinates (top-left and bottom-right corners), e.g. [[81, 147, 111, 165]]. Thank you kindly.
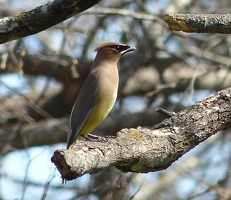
[[114, 46, 121, 52], [111, 46, 120, 53]]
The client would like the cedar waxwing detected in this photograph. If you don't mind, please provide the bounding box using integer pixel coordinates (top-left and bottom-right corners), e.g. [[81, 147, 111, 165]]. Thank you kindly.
[[67, 42, 136, 148]]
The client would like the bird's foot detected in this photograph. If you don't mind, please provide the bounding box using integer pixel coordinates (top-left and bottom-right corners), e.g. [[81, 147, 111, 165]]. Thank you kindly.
[[82, 134, 109, 142], [105, 135, 116, 139]]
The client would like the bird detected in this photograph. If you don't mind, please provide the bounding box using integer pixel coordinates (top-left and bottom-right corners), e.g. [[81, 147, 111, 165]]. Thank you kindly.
[[67, 42, 136, 148]]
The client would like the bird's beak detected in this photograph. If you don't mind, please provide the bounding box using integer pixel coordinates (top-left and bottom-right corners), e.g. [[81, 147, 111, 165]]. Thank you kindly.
[[121, 46, 136, 55]]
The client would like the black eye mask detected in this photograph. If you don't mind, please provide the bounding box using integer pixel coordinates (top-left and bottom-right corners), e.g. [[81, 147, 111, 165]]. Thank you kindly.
[[111, 45, 130, 53]]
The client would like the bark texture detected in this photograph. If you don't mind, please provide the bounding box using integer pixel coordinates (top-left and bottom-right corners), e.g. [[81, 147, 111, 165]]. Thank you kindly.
[[165, 14, 231, 33]]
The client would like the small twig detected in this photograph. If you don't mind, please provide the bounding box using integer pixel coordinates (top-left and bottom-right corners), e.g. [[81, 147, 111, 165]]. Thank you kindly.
[[155, 108, 176, 117]]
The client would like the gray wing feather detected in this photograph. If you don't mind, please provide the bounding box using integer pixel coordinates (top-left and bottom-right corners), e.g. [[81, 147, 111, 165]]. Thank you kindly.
[[67, 73, 97, 148]]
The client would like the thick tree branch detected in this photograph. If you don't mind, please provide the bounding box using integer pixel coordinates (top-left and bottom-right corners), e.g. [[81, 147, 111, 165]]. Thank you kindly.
[[51, 88, 231, 181], [165, 14, 231, 34], [0, 0, 102, 44]]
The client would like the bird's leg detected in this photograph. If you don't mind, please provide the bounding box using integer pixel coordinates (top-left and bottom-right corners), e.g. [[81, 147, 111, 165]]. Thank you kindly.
[[62, 178, 66, 185]]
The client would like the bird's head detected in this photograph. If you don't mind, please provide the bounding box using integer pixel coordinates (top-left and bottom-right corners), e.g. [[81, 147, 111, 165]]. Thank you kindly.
[[94, 42, 136, 62]]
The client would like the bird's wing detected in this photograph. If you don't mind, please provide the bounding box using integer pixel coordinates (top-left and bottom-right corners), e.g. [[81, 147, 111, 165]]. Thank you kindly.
[[67, 73, 97, 148]]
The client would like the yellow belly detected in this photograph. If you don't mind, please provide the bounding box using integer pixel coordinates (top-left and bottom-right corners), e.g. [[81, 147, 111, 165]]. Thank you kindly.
[[78, 94, 116, 136]]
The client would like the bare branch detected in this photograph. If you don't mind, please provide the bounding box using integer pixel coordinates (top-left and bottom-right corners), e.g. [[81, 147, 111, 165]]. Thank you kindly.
[[165, 14, 231, 34], [51, 88, 231, 181], [0, 118, 68, 154], [83, 8, 164, 24], [0, 0, 102, 44]]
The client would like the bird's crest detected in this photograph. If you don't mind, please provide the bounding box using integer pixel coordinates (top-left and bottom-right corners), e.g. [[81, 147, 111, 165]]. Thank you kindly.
[[95, 42, 127, 52]]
